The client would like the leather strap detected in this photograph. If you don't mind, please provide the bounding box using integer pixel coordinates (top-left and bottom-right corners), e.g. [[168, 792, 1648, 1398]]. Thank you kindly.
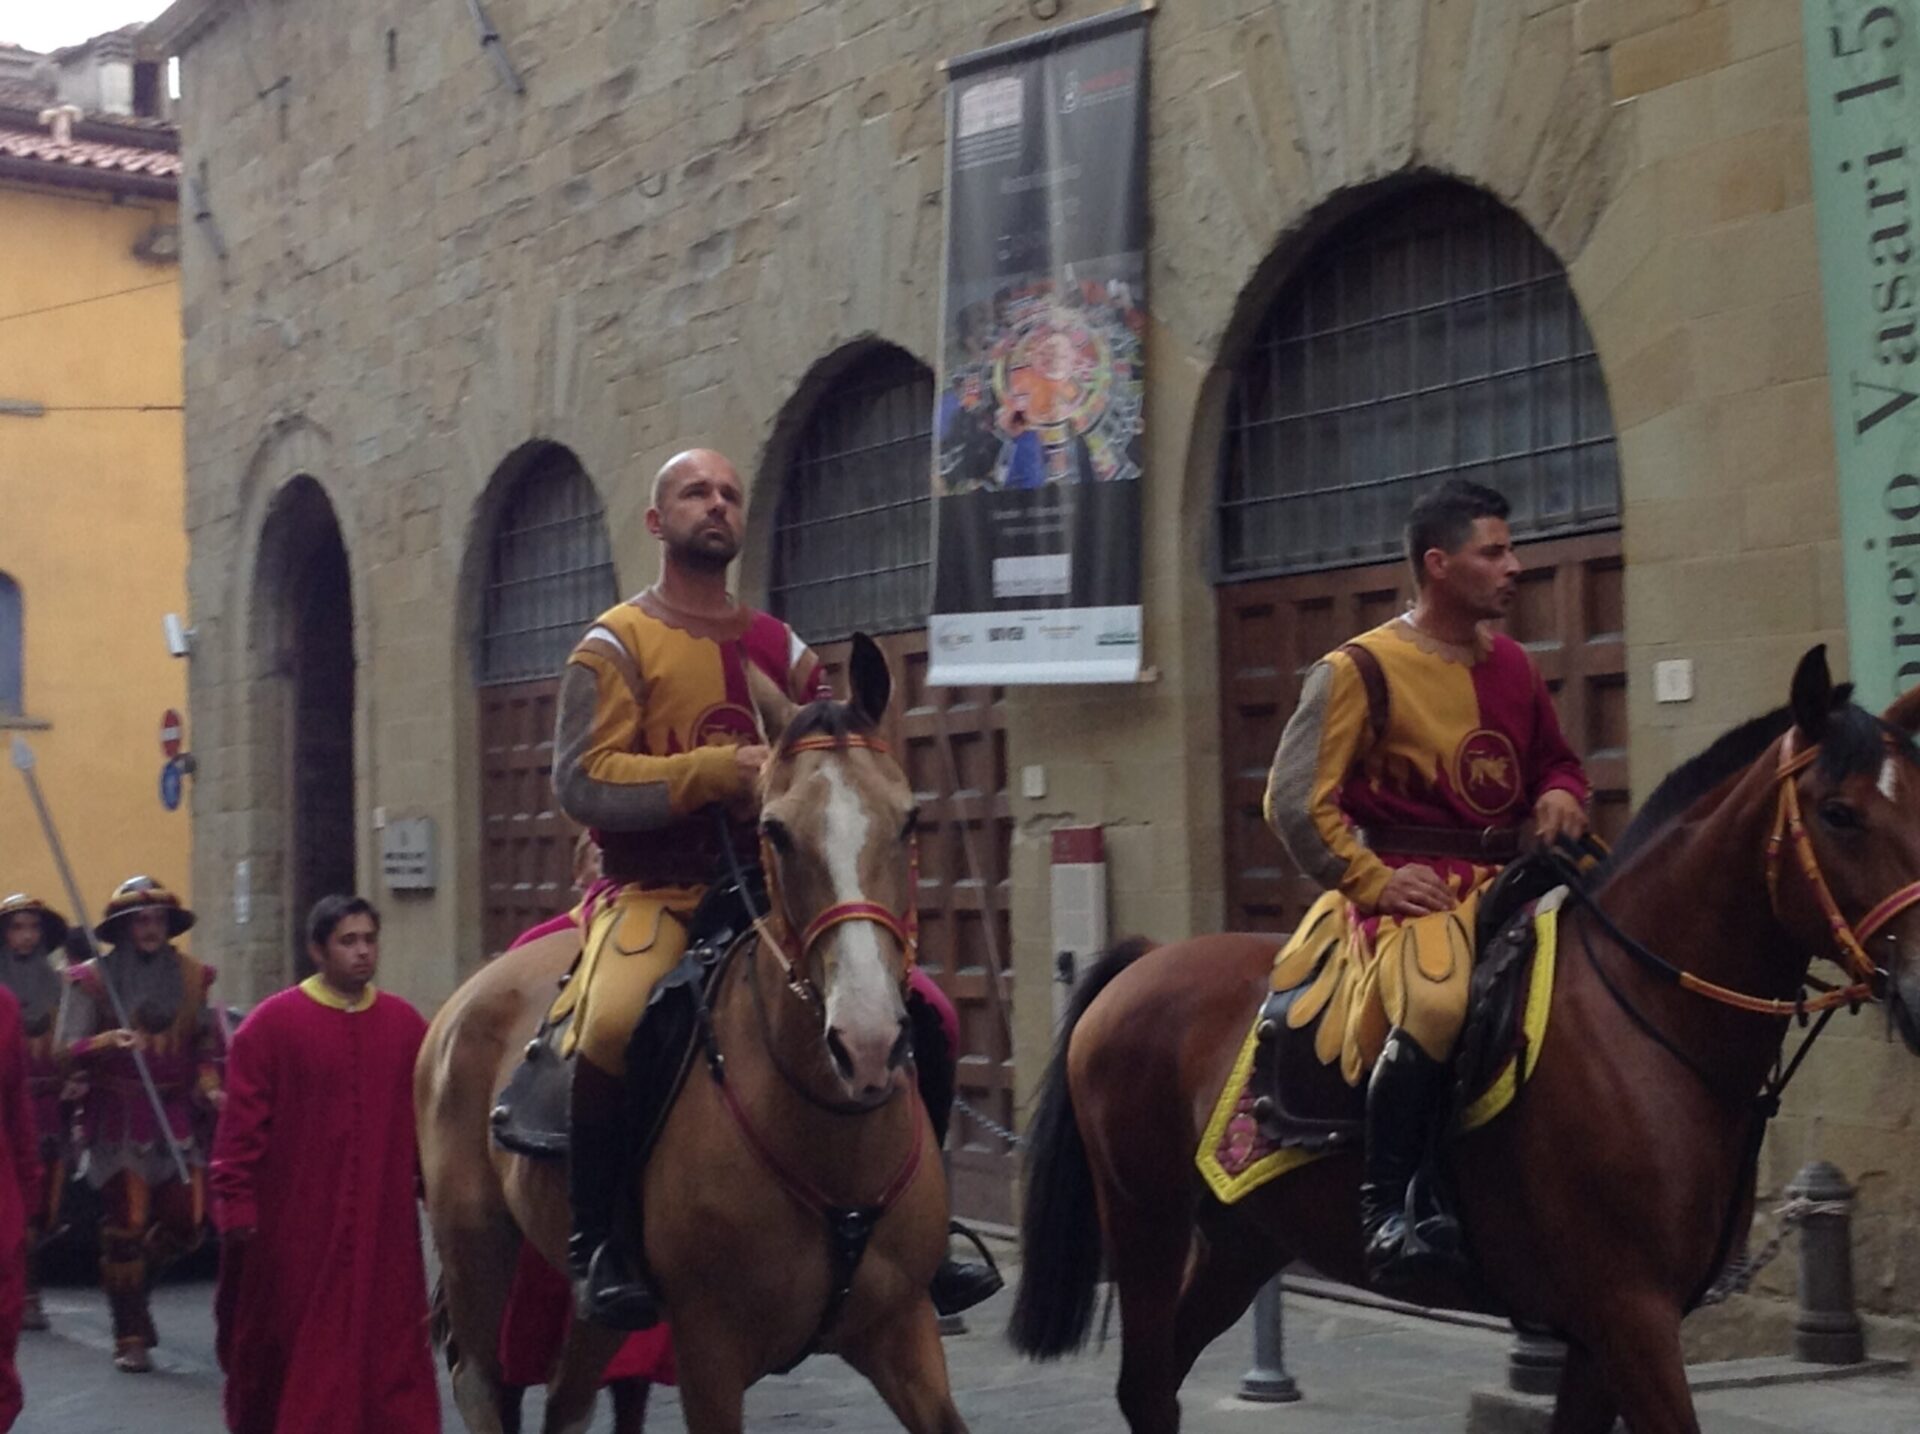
[[1358, 823, 1522, 863], [1339, 642, 1389, 744]]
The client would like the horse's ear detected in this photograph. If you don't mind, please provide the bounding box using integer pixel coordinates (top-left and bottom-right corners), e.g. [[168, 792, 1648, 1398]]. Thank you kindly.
[[747, 663, 798, 749], [1790, 644, 1834, 741], [848, 632, 891, 728], [1884, 682, 1920, 734]]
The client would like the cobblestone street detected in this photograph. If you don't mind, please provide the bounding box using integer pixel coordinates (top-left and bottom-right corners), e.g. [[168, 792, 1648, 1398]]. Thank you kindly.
[[15, 1266, 1916, 1433]]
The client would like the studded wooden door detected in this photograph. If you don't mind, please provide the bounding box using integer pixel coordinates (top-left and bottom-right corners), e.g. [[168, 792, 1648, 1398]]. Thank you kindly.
[[815, 631, 1016, 1227], [478, 679, 573, 957], [1219, 532, 1627, 934]]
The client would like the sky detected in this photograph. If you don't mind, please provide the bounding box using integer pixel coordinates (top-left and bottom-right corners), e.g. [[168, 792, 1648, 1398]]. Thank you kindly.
[[2, 0, 173, 54]]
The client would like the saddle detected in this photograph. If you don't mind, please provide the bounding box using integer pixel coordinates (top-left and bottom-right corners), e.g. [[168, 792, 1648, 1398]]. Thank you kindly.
[[1198, 852, 1576, 1206], [490, 869, 765, 1162]]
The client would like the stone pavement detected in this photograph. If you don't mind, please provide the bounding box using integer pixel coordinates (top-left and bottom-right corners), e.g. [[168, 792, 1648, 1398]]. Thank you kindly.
[[14, 1269, 1916, 1432]]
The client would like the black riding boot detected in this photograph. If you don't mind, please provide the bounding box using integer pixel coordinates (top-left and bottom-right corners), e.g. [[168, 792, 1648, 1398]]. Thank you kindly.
[[930, 1220, 1004, 1317], [1360, 1031, 1464, 1288], [568, 1061, 660, 1330]]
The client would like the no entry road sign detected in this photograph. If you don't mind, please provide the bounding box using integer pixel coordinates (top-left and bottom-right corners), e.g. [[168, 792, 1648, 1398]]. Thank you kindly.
[[160, 709, 184, 759]]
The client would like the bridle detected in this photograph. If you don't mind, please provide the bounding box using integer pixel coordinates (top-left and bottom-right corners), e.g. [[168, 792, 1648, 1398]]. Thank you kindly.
[[749, 731, 919, 1007]]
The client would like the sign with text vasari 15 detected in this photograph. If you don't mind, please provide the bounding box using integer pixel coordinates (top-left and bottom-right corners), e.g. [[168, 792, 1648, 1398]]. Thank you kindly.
[[929, 4, 1149, 686], [1805, 1, 1920, 706]]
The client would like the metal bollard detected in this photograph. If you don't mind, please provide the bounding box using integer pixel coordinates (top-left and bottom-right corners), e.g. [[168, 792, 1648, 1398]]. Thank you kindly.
[[1237, 1276, 1301, 1403], [1788, 1161, 1864, 1365], [1506, 1323, 1566, 1395]]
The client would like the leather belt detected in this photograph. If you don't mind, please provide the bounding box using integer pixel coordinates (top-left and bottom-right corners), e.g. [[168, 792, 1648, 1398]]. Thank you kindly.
[[1358, 823, 1523, 863]]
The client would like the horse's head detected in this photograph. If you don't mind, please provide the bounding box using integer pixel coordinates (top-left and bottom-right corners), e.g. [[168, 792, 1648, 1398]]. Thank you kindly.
[[751, 634, 917, 1104], [1783, 646, 1920, 1053]]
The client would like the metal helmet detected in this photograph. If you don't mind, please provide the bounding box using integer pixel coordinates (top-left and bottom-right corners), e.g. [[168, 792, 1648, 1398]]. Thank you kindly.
[[0, 893, 69, 953], [93, 876, 195, 943]]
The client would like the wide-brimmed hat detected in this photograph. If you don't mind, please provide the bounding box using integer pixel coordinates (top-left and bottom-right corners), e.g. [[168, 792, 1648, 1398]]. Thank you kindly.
[[0, 894, 69, 953], [94, 876, 195, 942]]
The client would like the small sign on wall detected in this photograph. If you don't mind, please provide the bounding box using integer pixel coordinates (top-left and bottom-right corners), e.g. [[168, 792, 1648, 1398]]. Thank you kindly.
[[381, 817, 437, 891]]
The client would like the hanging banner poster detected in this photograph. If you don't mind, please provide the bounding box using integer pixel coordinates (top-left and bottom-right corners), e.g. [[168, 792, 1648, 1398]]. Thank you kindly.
[[1803, 1, 1920, 705], [929, 4, 1150, 686]]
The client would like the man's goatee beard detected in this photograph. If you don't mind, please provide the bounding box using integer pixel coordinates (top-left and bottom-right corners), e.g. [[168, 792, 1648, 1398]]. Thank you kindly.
[[677, 545, 736, 574]]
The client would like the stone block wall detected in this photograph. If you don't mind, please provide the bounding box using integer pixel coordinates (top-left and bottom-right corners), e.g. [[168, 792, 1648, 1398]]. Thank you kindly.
[[165, 0, 1919, 1315]]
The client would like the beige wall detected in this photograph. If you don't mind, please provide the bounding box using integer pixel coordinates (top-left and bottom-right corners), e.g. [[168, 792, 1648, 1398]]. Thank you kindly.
[[169, 0, 1918, 1315]]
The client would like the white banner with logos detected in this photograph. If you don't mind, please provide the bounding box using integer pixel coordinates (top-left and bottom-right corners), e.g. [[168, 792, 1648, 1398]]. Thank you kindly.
[[928, 605, 1142, 685]]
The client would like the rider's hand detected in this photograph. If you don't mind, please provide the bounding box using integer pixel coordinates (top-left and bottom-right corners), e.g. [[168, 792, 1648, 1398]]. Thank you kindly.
[[1376, 865, 1457, 918], [1533, 788, 1589, 847], [102, 1029, 146, 1053], [733, 744, 771, 786]]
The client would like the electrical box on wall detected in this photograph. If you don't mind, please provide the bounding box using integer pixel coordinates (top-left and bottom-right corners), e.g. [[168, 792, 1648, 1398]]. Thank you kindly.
[[1049, 826, 1108, 1030]]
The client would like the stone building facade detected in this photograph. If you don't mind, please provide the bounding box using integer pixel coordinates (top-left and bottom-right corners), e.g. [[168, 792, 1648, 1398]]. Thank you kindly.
[[152, 0, 1919, 1321]]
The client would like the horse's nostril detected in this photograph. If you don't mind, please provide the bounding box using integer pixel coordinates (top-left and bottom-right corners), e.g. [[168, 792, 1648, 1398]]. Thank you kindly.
[[826, 1027, 856, 1079], [888, 1017, 912, 1070]]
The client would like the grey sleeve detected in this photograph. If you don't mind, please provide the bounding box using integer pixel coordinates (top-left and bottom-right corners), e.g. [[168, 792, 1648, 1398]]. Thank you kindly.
[[56, 979, 100, 1047], [1263, 660, 1352, 892], [550, 662, 675, 832]]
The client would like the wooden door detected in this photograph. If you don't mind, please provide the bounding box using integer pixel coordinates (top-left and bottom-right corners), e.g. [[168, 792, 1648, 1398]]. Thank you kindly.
[[816, 631, 1017, 1228], [478, 677, 572, 957], [1218, 532, 1627, 934]]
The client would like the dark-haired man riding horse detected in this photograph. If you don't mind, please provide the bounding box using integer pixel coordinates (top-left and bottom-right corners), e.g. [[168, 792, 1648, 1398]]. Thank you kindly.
[[550, 447, 998, 1330], [1265, 479, 1591, 1287]]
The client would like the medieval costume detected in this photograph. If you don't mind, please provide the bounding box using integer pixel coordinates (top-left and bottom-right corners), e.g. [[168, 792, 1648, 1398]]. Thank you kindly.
[[0, 986, 44, 1429], [58, 877, 221, 1372], [211, 976, 438, 1433], [1265, 615, 1588, 1279], [549, 591, 829, 1325], [0, 895, 70, 1330]]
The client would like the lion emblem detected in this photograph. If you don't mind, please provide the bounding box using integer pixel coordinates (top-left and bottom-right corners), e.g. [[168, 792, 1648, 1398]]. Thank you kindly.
[[1454, 729, 1523, 818]]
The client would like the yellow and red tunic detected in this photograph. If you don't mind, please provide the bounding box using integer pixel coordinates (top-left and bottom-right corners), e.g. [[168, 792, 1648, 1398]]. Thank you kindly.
[[1264, 616, 1588, 1077]]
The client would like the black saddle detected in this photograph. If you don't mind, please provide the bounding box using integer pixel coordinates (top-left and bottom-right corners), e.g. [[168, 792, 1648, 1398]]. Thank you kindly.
[[1245, 851, 1567, 1155], [490, 869, 765, 1161]]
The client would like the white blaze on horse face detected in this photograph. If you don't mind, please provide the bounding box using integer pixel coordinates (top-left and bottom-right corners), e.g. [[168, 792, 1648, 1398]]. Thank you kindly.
[[1880, 756, 1900, 803], [820, 762, 906, 1088]]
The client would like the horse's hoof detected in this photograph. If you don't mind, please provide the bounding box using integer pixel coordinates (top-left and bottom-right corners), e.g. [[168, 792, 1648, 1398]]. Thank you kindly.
[[113, 1339, 153, 1374]]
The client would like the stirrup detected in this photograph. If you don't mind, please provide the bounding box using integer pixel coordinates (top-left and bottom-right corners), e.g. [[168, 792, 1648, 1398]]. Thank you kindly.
[[574, 1242, 662, 1332]]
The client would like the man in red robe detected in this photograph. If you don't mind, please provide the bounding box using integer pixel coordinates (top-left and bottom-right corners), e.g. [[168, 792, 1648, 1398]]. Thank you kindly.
[[0, 894, 70, 1331], [211, 895, 438, 1433], [0, 984, 44, 1430]]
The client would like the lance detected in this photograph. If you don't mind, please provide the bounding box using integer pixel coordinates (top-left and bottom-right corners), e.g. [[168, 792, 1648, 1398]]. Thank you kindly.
[[9, 737, 191, 1186]]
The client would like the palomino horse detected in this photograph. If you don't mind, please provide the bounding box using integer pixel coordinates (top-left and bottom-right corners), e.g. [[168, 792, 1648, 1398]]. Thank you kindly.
[[1011, 647, 1920, 1433], [419, 636, 966, 1434]]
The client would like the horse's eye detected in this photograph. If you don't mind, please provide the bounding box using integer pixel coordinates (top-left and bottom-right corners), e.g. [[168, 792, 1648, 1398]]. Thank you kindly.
[[761, 818, 793, 853], [1819, 800, 1862, 832], [902, 807, 920, 840]]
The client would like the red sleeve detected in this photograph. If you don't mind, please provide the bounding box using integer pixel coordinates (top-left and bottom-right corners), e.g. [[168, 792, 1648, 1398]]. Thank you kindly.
[[1527, 666, 1590, 807], [0, 991, 41, 1218], [209, 1001, 276, 1234]]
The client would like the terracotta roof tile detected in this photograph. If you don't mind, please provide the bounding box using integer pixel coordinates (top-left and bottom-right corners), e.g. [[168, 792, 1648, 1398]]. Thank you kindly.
[[0, 119, 181, 179]]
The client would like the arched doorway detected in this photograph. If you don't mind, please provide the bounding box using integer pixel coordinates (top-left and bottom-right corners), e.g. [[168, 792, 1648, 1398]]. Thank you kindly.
[[1215, 183, 1627, 933], [257, 477, 356, 980], [475, 443, 617, 956], [768, 344, 1018, 1227]]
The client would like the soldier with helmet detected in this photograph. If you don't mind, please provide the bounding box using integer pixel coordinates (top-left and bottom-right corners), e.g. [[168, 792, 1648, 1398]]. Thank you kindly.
[[57, 877, 223, 1373], [0, 894, 71, 1331]]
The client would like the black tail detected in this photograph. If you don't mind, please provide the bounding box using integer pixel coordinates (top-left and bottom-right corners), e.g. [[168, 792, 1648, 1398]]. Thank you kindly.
[[1007, 937, 1155, 1359], [428, 1274, 457, 1371]]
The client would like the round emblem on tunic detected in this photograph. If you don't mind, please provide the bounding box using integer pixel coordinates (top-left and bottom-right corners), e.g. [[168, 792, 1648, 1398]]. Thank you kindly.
[[694, 702, 760, 747], [1453, 728, 1523, 819]]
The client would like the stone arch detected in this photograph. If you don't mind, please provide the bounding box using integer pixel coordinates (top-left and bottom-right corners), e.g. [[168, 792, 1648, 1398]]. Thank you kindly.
[[244, 473, 357, 988]]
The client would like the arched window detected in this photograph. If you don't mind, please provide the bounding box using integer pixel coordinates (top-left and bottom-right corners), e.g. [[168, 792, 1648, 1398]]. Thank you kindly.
[[478, 446, 617, 685], [770, 347, 934, 642], [1218, 185, 1620, 578], [0, 573, 20, 716]]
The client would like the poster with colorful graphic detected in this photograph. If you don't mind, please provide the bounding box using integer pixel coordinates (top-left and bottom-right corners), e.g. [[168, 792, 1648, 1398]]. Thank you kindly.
[[929, 5, 1149, 685]]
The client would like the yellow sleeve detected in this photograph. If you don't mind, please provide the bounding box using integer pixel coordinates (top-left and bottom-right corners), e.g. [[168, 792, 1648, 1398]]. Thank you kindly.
[[1263, 651, 1392, 912], [553, 650, 746, 831]]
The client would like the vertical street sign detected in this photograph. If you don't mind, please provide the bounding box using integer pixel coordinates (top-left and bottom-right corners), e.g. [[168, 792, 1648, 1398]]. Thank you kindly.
[[160, 708, 184, 759], [1804, 1, 1920, 705]]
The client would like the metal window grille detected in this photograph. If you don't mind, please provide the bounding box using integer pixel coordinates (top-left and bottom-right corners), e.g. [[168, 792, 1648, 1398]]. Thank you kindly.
[[1218, 186, 1621, 580], [0, 572, 19, 715], [479, 448, 617, 685], [770, 348, 934, 643]]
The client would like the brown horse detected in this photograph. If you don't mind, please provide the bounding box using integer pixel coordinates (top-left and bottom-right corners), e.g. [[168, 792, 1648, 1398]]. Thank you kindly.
[[419, 636, 966, 1434], [1010, 646, 1920, 1433]]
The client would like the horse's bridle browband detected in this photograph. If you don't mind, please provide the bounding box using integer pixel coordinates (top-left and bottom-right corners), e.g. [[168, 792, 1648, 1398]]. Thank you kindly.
[[1753, 730, 1915, 1014], [754, 732, 919, 1006]]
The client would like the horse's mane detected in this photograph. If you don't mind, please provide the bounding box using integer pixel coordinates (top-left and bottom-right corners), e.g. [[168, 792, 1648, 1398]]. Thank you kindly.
[[1600, 693, 1912, 876], [780, 699, 877, 750]]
